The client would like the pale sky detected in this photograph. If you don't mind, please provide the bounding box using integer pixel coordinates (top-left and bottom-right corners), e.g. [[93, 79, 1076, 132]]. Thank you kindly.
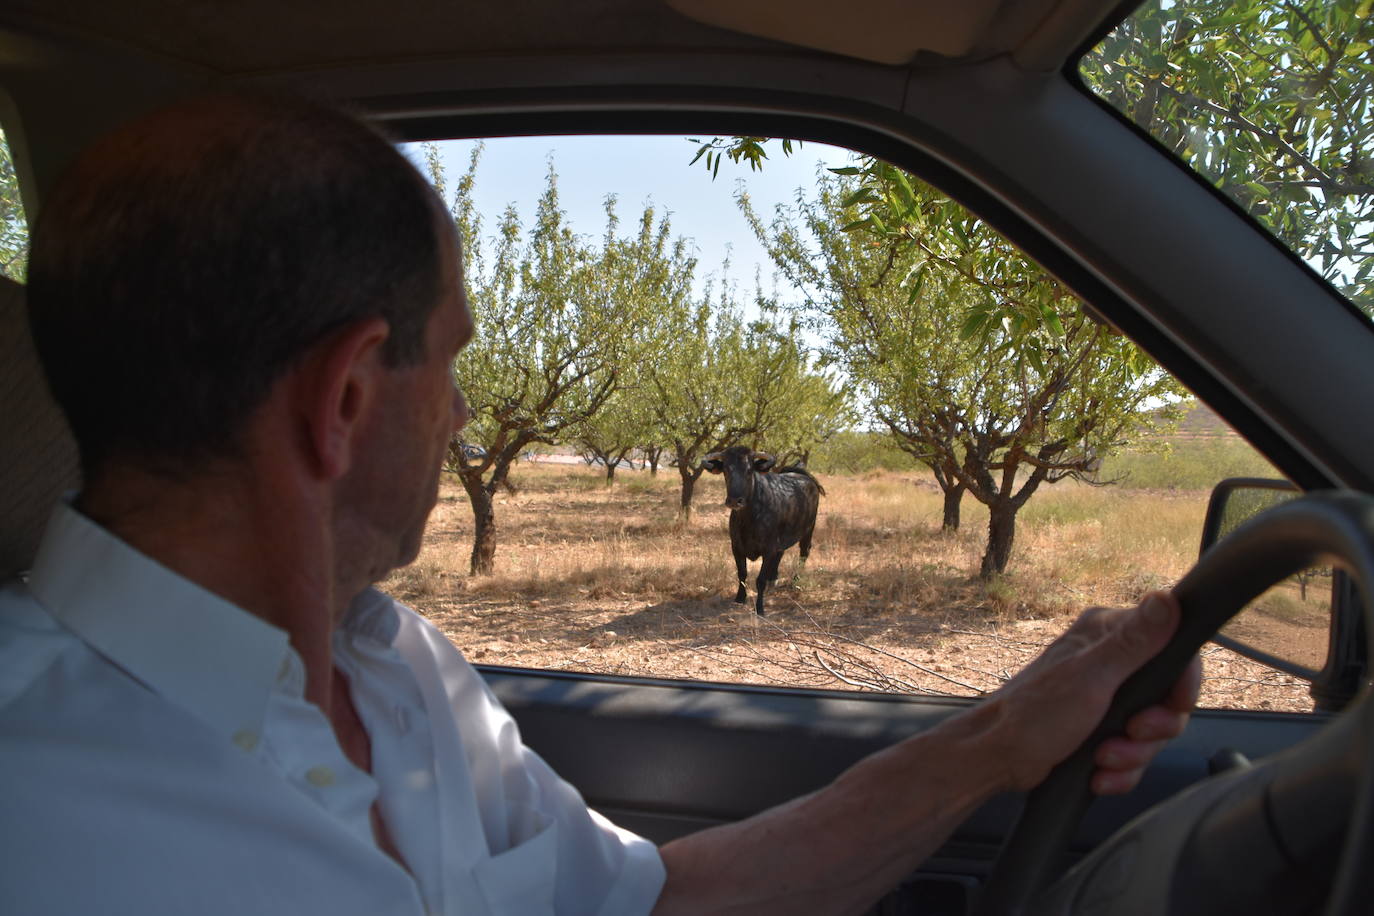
[[408, 135, 854, 304]]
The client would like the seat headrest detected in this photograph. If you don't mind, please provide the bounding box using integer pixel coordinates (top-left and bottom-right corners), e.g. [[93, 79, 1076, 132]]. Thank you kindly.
[[0, 275, 80, 579]]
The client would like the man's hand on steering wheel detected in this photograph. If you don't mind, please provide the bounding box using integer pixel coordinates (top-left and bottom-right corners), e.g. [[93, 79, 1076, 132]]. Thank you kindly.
[[987, 591, 1202, 796]]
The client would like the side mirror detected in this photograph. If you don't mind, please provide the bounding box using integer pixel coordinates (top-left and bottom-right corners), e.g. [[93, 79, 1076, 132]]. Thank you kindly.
[[1200, 478, 1367, 711], [1200, 477, 1300, 548]]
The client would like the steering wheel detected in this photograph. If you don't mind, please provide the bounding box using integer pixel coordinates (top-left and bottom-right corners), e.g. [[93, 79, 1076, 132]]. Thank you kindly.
[[974, 491, 1374, 916]]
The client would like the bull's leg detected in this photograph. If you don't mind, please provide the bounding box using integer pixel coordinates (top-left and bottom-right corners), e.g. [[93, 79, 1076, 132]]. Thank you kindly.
[[796, 525, 815, 579], [755, 552, 783, 616], [734, 549, 749, 604]]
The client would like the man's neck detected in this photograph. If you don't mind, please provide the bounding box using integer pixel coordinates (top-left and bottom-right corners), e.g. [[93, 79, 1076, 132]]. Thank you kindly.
[[77, 460, 346, 714]]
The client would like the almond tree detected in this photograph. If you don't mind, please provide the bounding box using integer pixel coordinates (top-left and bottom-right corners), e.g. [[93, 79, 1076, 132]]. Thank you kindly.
[[570, 384, 655, 484], [429, 146, 687, 573], [642, 282, 843, 520], [642, 294, 755, 520], [744, 168, 1184, 577], [569, 208, 696, 485]]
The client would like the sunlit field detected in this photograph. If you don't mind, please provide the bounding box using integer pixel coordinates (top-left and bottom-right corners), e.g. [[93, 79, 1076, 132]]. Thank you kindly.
[[384, 442, 1315, 712]]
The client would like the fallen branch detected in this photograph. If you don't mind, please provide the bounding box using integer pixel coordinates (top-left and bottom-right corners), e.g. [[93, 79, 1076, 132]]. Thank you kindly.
[[814, 652, 888, 691], [782, 626, 989, 695]]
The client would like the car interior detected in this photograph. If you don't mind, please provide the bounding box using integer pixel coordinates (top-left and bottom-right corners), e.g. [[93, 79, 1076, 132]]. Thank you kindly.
[[1, 1, 1370, 913]]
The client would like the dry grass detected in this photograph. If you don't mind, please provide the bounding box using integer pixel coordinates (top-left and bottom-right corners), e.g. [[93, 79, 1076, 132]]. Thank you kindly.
[[382, 462, 1315, 712]]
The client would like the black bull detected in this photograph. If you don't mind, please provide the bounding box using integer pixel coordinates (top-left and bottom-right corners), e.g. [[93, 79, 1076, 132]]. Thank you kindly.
[[701, 446, 824, 616]]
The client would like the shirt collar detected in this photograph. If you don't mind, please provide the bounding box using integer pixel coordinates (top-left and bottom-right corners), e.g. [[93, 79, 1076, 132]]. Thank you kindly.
[[341, 586, 402, 646], [27, 500, 293, 740]]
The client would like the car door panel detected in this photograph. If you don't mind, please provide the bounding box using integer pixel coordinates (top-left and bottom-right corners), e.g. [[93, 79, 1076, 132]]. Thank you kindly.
[[483, 666, 1326, 858]]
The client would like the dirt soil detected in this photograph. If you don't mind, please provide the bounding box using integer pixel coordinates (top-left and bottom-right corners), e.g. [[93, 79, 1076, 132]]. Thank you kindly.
[[389, 469, 1321, 714], [406, 571, 1318, 714]]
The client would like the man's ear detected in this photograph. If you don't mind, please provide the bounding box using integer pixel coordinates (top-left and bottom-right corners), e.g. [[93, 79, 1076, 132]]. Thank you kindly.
[[295, 317, 392, 481]]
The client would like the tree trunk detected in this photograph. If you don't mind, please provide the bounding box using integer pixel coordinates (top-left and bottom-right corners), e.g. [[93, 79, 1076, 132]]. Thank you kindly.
[[931, 455, 966, 532], [679, 470, 698, 522], [941, 483, 965, 532], [462, 472, 497, 575], [980, 501, 1017, 580], [605, 462, 616, 485]]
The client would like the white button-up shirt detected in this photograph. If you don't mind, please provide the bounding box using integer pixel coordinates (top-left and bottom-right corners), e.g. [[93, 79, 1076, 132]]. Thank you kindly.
[[0, 503, 665, 915]]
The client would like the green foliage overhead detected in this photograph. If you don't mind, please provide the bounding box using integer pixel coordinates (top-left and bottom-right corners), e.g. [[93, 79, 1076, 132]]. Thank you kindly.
[[687, 136, 801, 179], [1081, 0, 1374, 311], [692, 0, 1374, 316], [0, 128, 29, 282]]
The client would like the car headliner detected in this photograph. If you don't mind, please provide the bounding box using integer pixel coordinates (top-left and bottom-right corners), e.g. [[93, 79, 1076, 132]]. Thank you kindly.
[[1, 0, 1101, 73]]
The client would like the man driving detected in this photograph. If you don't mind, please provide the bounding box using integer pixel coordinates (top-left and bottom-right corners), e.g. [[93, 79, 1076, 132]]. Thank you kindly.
[[0, 93, 1199, 915]]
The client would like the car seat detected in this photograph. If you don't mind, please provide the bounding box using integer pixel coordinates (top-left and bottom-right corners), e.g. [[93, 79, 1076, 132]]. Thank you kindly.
[[0, 274, 79, 579]]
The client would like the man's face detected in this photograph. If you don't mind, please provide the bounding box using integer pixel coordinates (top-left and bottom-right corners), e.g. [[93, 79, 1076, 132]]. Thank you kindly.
[[343, 225, 473, 584]]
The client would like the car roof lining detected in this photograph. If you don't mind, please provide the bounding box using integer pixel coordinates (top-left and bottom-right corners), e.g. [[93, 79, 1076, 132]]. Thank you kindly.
[[1, 0, 1122, 74]]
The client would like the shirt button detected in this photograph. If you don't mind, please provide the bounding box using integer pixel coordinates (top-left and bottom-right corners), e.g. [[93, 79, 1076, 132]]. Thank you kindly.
[[232, 730, 259, 752], [305, 765, 336, 787]]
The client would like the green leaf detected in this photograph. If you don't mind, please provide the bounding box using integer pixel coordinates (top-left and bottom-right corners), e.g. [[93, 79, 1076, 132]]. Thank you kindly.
[[959, 311, 987, 340], [828, 166, 864, 176], [840, 189, 880, 208], [1044, 310, 1065, 337], [905, 266, 927, 305]]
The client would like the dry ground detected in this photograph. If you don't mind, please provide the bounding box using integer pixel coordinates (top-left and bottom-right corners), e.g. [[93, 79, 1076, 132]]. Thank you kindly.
[[383, 462, 1320, 713]]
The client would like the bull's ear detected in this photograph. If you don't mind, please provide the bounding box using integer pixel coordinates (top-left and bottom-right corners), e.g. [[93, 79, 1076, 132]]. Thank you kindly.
[[701, 453, 724, 474], [752, 452, 775, 472]]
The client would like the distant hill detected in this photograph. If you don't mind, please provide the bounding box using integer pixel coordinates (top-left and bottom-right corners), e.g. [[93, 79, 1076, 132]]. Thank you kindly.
[[1176, 399, 1235, 436], [1157, 399, 1237, 439]]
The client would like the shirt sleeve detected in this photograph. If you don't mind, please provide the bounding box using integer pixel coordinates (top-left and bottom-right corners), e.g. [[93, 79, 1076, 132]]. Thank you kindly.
[[389, 599, 666, 916]]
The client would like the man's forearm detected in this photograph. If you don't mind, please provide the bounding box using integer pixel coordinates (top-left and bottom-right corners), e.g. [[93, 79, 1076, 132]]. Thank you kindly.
[[652, 701, 1008, 916], [650, 593, 1198, 915]]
